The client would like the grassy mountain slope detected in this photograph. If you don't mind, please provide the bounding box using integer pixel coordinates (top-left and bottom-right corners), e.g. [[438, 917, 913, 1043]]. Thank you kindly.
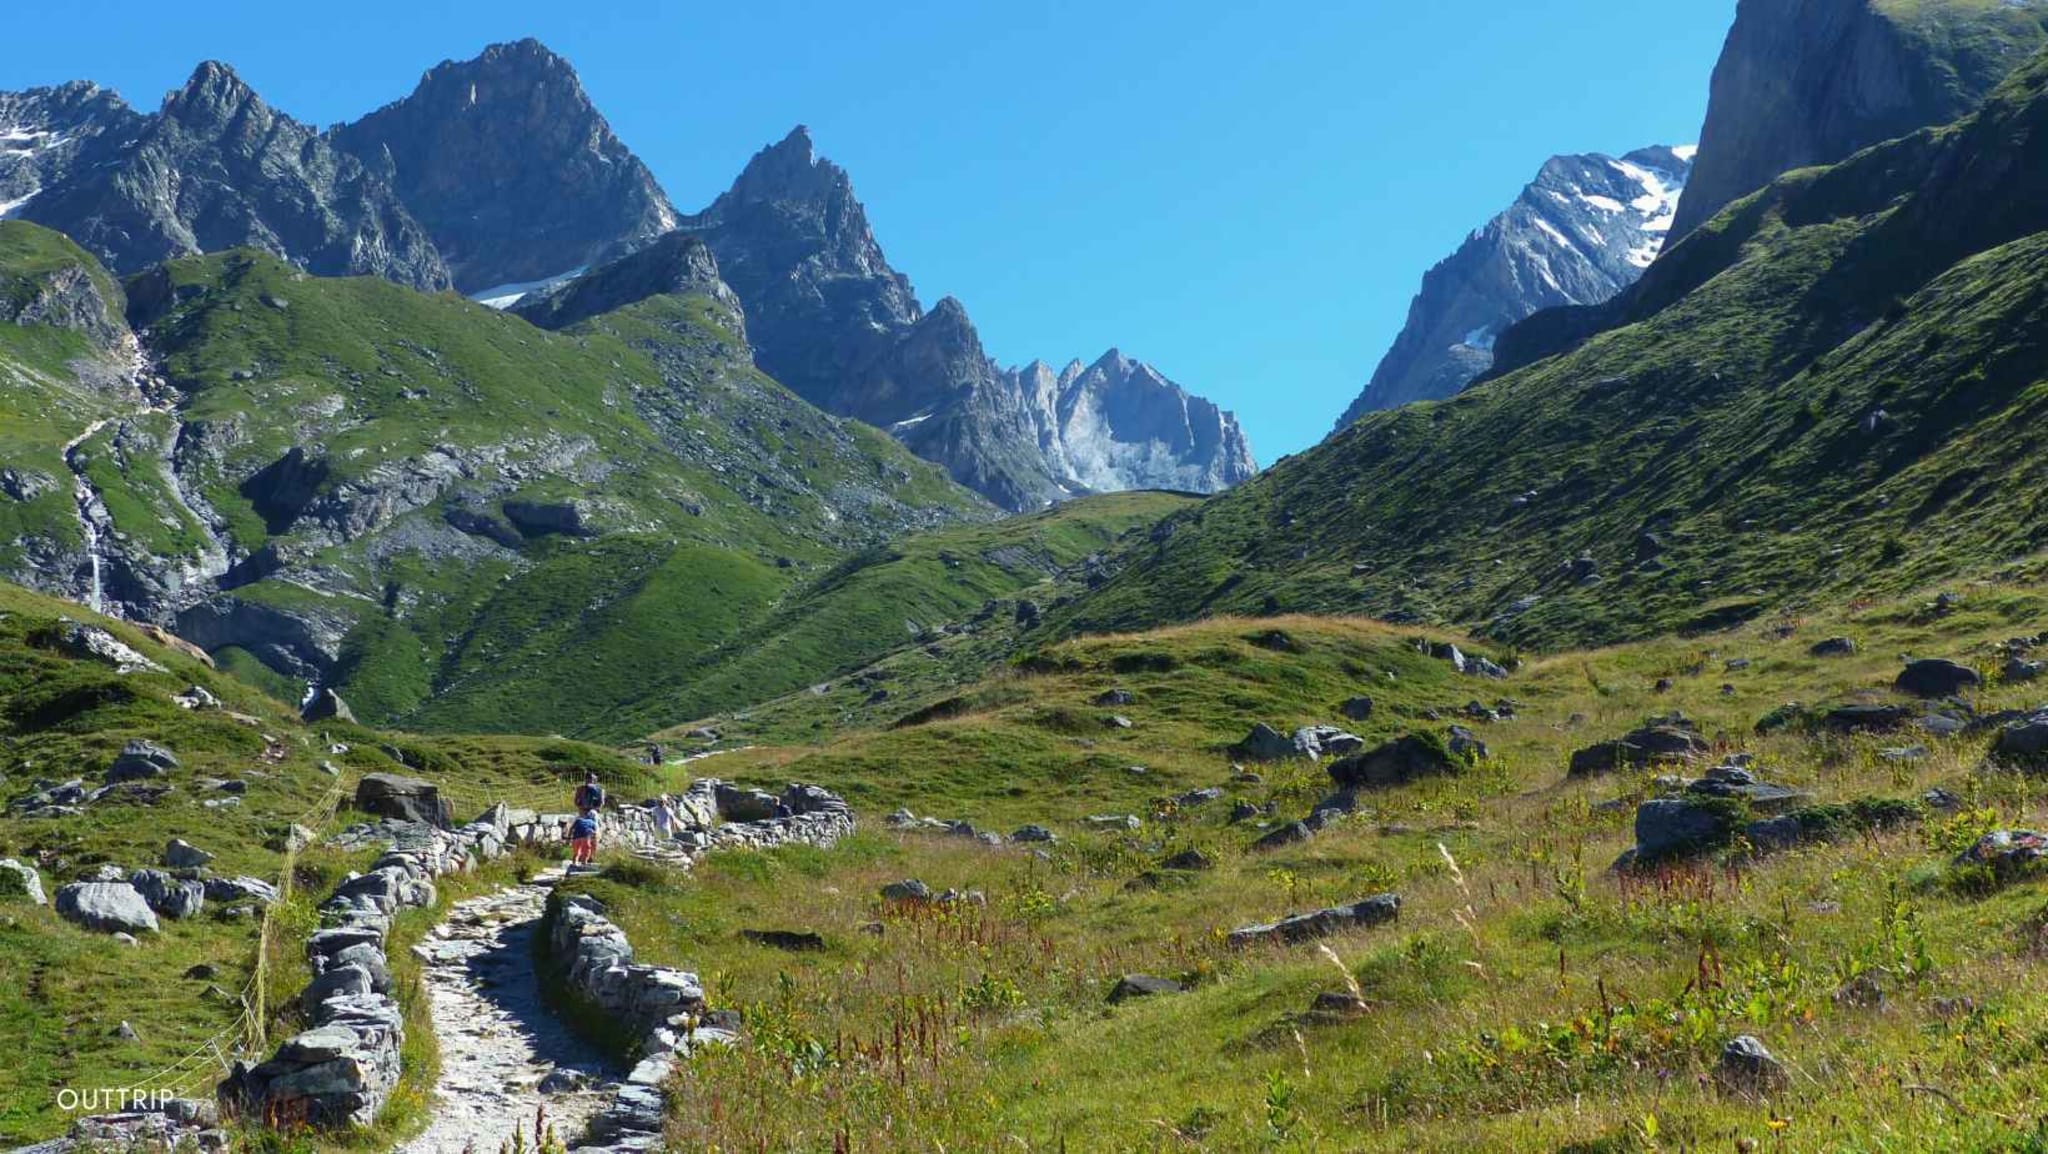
[[577, 569, 2048, 1150], [629, 490, 1195, 745], [0, 231, 997, 739], [0, 222, 139, 582], [0, 579, 655, 1143], [1061, 48, 2048, 653]]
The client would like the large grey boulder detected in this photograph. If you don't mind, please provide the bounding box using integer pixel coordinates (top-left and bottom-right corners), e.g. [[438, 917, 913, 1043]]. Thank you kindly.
[[1326, 733, 1463, 789], [302, 688, 357, 724], [57, 621, 166, 674], [1631, 798, 1739, 861], [204, 875, 281, 905], [106, 739, 179, 783], [163, 837, 213, 868], [353, 773, 453, 828], [1896, 658, 1982, 698], [880, 879, 932, 903], [1228, 894, 1401, 947], [1568, 719, 1708, 776], [1107, 974, 1184, 1003], [1229, 723, 1299, 761], [55, 881, 160, 934], [1993, 711, 2048, 763], [130, 869, 205, 919]]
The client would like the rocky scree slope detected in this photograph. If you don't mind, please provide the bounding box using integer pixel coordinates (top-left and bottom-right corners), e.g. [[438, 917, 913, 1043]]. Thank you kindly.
[[1058, 47, 2048, 651], [678, 127, 1255, 510], [1668, 0, 2048, 241], [1333, 146, 1692, 426], [0, 222, 990, 738]]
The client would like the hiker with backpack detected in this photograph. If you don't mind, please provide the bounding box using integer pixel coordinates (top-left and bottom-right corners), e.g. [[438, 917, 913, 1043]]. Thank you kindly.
[[574, 771, 606, 815], [567, 771, 606, 864]]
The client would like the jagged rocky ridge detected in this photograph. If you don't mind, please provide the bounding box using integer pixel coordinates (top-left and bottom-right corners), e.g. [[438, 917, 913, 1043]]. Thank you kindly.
[[1333, 146, 1691, 426], [1669, 0, 2048, 241], [10, 63, 449, 290], [3, 53, 1251, 513], [677, 127, 1254, 510]]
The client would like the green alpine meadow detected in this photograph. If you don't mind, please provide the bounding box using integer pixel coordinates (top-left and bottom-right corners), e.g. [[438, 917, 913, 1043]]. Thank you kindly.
[[12, 2, 2048, 1150]]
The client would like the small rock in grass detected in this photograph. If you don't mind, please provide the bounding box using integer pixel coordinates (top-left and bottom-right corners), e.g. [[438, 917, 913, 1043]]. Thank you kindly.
[[880, 879, 932, 903], [1716, 1035, 1788, 1095], [1107, 974, 1184, 1003], [163, 838, 213, 869], [741, 929, 825, 952]]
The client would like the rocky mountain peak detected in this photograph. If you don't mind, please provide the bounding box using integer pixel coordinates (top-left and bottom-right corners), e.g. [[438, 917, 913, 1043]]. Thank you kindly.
[[331, 40, 676, 294], [162, 61, 258, 124], [1332, 141, 1694, 427], [13, 61, 449, 288], [727, 126, 835, 203]]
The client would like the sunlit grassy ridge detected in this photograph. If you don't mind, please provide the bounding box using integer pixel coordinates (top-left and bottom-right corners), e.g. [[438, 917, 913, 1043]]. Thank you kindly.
[[565, 568, 2048, 1151], [1058, 47, 2048, 655]]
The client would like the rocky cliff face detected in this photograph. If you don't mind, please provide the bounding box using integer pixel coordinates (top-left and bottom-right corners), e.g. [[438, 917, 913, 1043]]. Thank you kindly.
[[1669, 0, 2048, 240], [16, 63, 450, 289], [330, 39, 677, 295], [1334, 145, 1692, 427], [679, 127, 1254, 509], [0, 82, 147, 220]]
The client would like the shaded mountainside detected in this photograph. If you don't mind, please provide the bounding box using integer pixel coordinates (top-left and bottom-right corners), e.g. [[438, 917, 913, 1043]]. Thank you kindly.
[[1060, 47, 2048, 651], [0, 220, 993, 738], [1669, 0, 2048, 241], [330, 38, 678, 296], [1333, 146, 1691, 426], [680, 127, 1254, 510]]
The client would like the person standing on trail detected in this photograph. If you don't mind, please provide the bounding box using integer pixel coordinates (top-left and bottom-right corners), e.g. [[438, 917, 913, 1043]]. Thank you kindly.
[[653, 793, 683, 839], [569, 810, 599, 865], [574, 771, 606, 815]]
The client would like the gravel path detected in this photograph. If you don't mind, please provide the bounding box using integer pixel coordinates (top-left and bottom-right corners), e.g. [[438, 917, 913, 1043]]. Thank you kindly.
[[395, 871, 618, 1153]]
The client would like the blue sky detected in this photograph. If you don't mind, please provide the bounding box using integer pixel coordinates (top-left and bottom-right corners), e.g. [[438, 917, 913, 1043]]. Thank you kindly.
[[8, 0, 1736, 459]]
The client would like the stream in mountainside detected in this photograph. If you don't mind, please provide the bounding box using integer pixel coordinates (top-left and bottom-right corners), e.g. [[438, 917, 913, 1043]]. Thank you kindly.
[[396, 873, 617, 1154], [57, 336, 217, 618], [61, 416, 115, 614]]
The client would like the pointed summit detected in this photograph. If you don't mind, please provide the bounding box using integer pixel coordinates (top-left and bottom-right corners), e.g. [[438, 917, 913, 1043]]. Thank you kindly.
[[162, 61, 260, 126], [726, 124, 853, 208], [331, 41, 675, 293]]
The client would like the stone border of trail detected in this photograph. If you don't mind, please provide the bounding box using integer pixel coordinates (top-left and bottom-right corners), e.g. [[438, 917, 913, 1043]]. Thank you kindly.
[[544, 782, 856, 1152], [219, 776, 852, 1149]]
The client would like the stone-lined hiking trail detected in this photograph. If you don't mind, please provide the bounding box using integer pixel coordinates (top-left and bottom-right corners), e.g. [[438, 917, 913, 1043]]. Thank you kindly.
[[397, 865, 614, 1154]]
